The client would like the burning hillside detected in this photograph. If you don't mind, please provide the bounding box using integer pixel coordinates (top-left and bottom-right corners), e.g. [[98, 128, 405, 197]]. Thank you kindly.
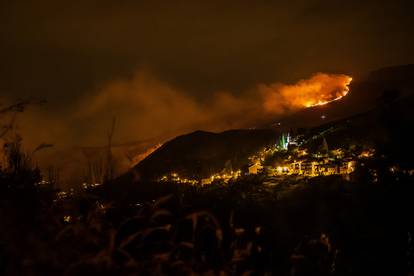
[[121, 73, 354, 177], [8, 71, 354, 187], [261, 73, 352, 112], [305, 77, 352, 107]]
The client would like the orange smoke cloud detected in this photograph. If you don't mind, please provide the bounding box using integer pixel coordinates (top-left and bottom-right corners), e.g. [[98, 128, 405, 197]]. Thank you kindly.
[[260, 73, 352, 113]]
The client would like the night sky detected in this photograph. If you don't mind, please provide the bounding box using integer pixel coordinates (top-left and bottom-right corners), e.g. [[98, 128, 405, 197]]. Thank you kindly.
[[2, 0, 414, 103], [1, 0, 414, 184]]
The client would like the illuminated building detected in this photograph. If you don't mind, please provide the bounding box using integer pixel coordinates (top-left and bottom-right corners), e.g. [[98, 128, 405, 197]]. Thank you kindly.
[[249, 163, 263, 174]]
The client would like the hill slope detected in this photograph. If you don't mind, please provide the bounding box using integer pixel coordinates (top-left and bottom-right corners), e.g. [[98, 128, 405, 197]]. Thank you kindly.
[[134, 129, 278, 179]]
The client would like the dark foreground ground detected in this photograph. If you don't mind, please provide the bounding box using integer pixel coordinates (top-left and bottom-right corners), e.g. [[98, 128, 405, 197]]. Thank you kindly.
[[1, 154, 414, 276]]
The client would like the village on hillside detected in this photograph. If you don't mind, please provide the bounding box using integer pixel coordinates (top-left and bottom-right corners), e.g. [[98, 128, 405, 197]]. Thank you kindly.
[[157, 132, 379, 186]]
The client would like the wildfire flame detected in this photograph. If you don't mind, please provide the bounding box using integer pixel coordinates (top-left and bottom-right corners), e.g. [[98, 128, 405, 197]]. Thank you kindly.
[[261, 73, 353, 113], [130, 143, 162, 167], [304, 76, 352, 107]]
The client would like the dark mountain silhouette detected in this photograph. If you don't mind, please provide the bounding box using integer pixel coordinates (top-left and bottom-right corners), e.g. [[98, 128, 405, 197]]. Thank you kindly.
[[134, 129, 278, 180]]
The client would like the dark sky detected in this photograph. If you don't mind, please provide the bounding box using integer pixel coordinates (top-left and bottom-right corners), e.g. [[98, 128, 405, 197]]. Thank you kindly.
[[1, 0, 414, 105]]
